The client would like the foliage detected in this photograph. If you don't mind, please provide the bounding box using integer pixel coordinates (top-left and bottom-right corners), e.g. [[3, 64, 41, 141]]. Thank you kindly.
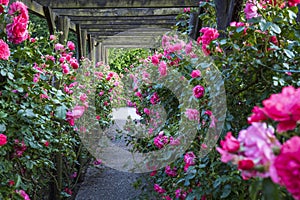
[[0, 3, 92, 199], [108, 48, 152, 74]]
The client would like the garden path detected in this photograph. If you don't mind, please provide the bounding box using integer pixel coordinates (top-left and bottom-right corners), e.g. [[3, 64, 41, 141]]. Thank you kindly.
[[75, 107, 155, 200]]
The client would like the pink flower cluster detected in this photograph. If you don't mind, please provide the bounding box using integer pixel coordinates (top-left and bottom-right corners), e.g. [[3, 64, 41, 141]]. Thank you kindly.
[[154, 183, 166, 194], [248, 86, 300, 133], [217, 86, 300, 200], [57, 42, 79, 74], [197, 27, 219, 55], [185, 108, 199, 121], [153, 131, 180, 149], [66, 105, 85, 126], [217, 123, 281, 180], [6, 1, 29, 44], [184, 151, 196, 172], [175, 188, 187, 199], [165, 165, 177, 177], [193, 85, 205, 99]]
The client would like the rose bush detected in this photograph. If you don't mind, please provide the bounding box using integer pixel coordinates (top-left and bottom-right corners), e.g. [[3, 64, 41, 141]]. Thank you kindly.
[[124, 0, 300, 199], [0, 1, 105, 199]]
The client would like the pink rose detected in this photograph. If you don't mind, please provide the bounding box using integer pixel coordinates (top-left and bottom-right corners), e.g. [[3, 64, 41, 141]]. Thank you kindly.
[[220, 132, 240, 153], [150, 92, 160, 105], [288, 0, 300, 6], [67, 41, 75, 51], [144, 108, 150, 115], [190, 69, 201, 78], [0, 0, 9, 6], [6, 18, 28, 44], [244, 2, 259, 20], [154, 184, 166, 194], [262, 86, 300, 133], [247, 106, 268, 124], [274, 136, 300, 200], [184, 151, 196, 171], [238, 159, 255, 170], [0, 134, 7, 146], [165, 165, 177, 177], [151, 55, 159, 65], [199, 27, 219, 46], [185, 109, 199, 121], [158, 61, 167, 77], [0, 39, 10, 60], [16, 190, 30, 200], [193, 85, 205, 98], [238, 122, 281, 179], [8, 1, 29, 20], [49, 35, 56, 40], [55, 43, 64, 51]]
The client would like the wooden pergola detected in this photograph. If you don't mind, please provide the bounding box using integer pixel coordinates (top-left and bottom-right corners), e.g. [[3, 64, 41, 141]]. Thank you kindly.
[[20, 0, 201, 63]]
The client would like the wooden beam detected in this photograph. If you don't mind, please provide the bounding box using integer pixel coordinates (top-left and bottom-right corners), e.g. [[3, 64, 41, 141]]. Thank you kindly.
[[71, 19, 175, 26], [82, 24, 173, 30], [20, 0, 45, 17], [66, 15, 177, 22], [53, 8, 186, 17], [35, 0, 199, 8], [43, 6, 56, 35], [57, 16, 70, 43]]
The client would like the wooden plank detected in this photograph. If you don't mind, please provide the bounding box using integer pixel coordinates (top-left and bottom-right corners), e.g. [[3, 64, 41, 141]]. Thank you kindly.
[[82, 24, 173, 30], [20, 0, 45, 17], [52, 8, 185, 17], [81, 29, 88, 57], [86, 26, 172, 32], [66, 15, 177, 22], [57, 16, 70, 43], [76, 24, 83, 59], [35, 0, 199, 8]]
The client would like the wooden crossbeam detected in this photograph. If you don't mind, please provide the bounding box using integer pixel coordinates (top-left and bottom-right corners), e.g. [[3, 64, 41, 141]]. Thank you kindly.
[[52, 8, 186, 17], [66, 15, 177, 22], [35, 0, 199, 9]]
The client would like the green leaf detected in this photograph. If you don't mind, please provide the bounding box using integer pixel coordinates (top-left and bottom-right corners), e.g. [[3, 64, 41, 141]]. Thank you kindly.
[[25, 109, 36, 118], [221, 185, 231, 198], [7, 72, 14, 80], [249, 179, 262, 200], [262, 178, 280, 200], [55, 105, 67, 120], [284, 49, 295, 58], [270, 23, 281, 34], [0, 124, 6, 132]]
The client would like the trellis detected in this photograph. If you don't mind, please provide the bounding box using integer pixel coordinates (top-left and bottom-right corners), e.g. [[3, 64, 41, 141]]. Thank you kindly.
[[20, 0, 201, 63]]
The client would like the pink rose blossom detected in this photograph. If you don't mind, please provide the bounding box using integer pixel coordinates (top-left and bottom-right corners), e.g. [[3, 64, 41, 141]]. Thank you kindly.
[[175, 188, 187, 199], [185, 109, 199, 121], [238, 159, 255, 170], [8, 1, 29, 21], [165, 165, 177, 177], [193, 85, 205, 98], [262, 86, 300, 133], [0, 39, 10, 60], [67, 41, 75, 51], [244, 2, 259, 20], [185, 41, 193, 54], [0, 0, 9, 6], [144, 108, 150, 115], [154, 184, 166, 194], [247, 106, 268, 124], [150, 92, 160, 105], [220, 132, 240, 153], [55, 43, 64, 51], [238, 122, 281, 179], [184, 151, 196, 171], [274, 136, 300, 200], [190, 69, 201, 78], [151, 55, 159, 65], [288, 0, 300, 6], [80, 93, 87, 102], [159, 61, 167, 77], [66, 105, 85, 126], [49, 35, 56, 40], [16, 190, 30, 200], [198, 27, 219, 46], [0, 134, 7, 146], [6, 17, 29, 44], [154, 131, 169, 149]]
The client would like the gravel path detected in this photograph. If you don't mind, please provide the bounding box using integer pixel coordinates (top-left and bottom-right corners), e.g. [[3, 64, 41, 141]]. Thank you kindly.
[[75, 108, 156, 200]]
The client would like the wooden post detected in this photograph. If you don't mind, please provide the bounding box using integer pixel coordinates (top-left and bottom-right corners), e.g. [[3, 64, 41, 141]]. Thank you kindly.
[[76, 24, 83, 60], [95, 42, 101, 63], [90, 37, 96, 62], [81, 29, 88, 58], [43, 6, 56, 35], [57, 16, 70, 43]]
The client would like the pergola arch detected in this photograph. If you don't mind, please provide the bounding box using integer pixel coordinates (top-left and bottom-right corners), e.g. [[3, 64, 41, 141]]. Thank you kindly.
[[20, 0, 200, 62]]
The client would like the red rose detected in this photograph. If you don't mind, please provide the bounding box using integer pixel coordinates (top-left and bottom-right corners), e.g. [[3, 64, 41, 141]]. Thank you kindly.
[[0, 134, 7, 146]]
